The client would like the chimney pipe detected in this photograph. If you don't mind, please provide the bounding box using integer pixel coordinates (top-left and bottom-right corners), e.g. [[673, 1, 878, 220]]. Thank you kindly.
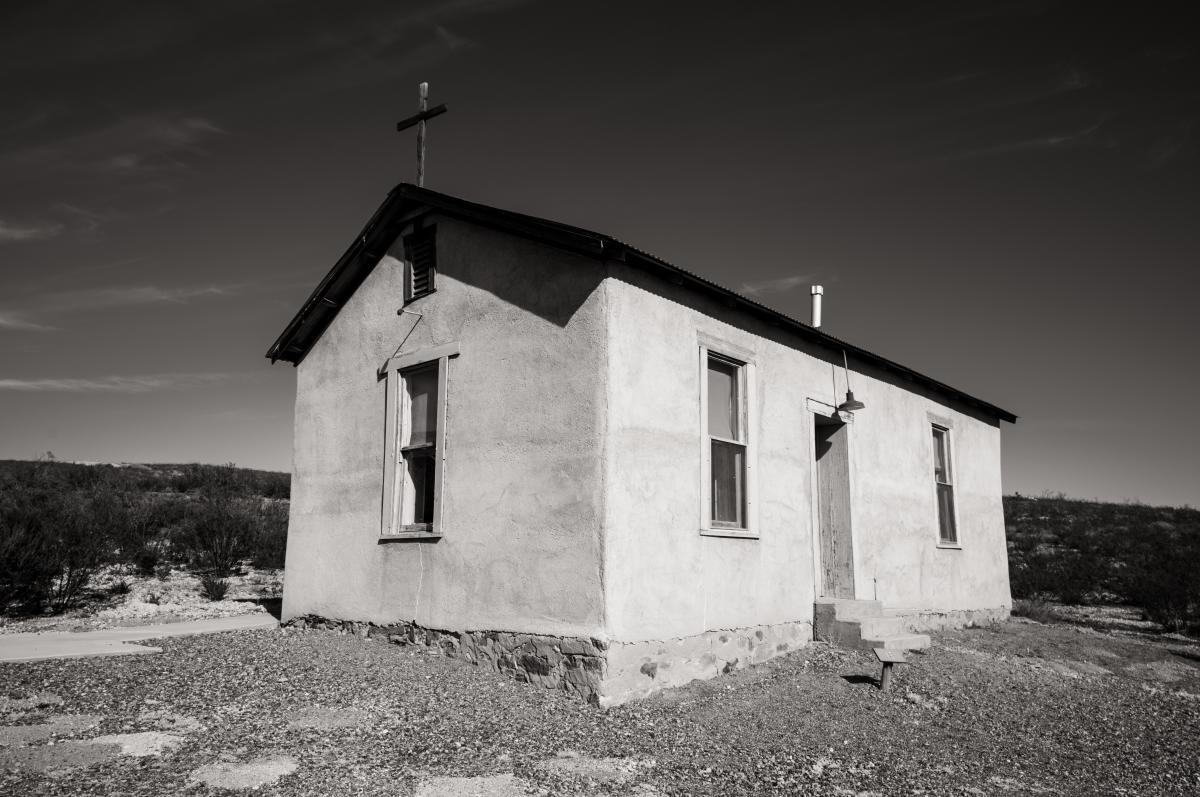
[[810, 285, 823, 328]]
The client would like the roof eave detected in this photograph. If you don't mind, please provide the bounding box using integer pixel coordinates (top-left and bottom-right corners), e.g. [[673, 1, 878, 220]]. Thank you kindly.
[[265, 184, 1018, 424]]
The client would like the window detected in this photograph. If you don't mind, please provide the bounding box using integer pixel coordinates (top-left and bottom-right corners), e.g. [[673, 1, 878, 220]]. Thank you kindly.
[[403, 226, 436, 302], [398, 363, 438, 529], [700, 345, 755, 535], [380, 342, 457, 538], [708, 355, 746, 527], [931, 425, 957, 544]]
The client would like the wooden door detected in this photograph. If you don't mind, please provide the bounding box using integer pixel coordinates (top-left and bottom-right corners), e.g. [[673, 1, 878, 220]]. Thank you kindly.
[[815, 420, 855, 598]]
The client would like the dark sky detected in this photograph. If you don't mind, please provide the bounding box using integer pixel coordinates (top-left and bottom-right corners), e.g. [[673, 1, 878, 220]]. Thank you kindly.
[[2, 1, 1197, 506]]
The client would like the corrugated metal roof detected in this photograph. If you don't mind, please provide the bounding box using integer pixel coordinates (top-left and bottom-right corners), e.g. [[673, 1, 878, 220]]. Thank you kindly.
[[266, 183, 1016, 424]]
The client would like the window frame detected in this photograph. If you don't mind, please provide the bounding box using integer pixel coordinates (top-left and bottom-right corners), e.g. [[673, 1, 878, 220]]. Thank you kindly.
[[379, 342, 458, 540], [929, 422, 960, 547], [698, 338, 758, 539]]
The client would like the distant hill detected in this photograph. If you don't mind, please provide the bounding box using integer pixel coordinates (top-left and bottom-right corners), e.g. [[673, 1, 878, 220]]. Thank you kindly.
[[0, 459, 289, 500], [1004, 493, 1200, 631]]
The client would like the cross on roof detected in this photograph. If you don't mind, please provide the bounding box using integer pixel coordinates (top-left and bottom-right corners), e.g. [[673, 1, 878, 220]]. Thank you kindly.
[[396, 82, 448, 187]]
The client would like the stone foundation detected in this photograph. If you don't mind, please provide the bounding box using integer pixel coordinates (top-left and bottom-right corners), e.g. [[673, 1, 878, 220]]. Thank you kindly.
[[885, 605, 1011, 632], [600, 620, 812, 706], [288, 615, 813, 707], [286, 615, 608, 704]]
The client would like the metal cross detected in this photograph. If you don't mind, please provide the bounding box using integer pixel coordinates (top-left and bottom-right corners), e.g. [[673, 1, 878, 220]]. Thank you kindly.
[[396, 82, 448, 187]]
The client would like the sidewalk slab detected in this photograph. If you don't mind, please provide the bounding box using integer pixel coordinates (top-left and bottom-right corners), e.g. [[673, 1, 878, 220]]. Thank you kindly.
[[0, 614, 279, 663]]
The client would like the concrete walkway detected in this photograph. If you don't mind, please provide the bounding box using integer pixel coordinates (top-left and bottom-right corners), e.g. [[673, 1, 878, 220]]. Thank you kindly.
[[0, 614, 279, 663]]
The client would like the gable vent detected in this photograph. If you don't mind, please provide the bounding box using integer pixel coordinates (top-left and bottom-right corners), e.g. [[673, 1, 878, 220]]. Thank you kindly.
[[403, 226, 437, 301]]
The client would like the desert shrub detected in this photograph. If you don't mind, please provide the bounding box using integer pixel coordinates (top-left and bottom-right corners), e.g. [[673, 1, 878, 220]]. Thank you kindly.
[[111, 498, 159, 562], [1121, 542, 1200, 632], [0, 490, 57, 610], [1008, 550, 1057, 600], [199, 574, 229, 601], [167, 463, 288, 499], [42, 491, 114, 613], [247, 500, 289, 569], [135, 545, 160, 576], [257, 472, 291, 500], [1006, 494, 1200, 631], [109, 579, 130, 595], [1011, 598, 1059, 624], [0, 479, 113, 613], [1053, 548, 1104, 605], [1, 460, 288, 616], [181, 494, 256, 577]]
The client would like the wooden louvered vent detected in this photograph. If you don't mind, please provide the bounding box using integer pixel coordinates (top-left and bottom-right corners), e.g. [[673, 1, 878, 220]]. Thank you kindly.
[[403, 226, 436, 301]]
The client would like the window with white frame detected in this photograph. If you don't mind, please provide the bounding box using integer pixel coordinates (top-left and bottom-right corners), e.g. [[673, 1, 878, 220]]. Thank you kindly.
[[380, 343, 457, 538], [704, 352, 749, 530], [398, 363, 438, 529], [931, 425, 957, 544]]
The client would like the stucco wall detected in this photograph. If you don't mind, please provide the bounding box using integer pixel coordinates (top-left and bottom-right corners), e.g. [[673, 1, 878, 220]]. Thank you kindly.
[[850, 383, 1010, 613], [282, 218, 609, 639], [601, 271, 1010, 644]]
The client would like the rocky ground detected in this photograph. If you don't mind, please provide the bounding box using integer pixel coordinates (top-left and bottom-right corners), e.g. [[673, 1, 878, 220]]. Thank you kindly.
[[1, 617, 1197, 796], [0, 566, 282, 634]]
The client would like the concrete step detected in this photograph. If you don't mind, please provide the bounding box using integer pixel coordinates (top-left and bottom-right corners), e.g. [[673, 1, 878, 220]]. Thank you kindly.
[[863, 633, 931, 651], [814, 599, 930, 653], [814, 598, 883, 621], [857, 616, 908, 639]]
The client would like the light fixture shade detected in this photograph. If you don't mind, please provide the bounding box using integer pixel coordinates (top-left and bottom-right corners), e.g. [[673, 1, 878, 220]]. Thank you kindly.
[[837, 390, 865, 412]]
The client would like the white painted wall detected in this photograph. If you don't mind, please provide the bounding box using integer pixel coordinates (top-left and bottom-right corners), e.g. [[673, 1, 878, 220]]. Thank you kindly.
[[281, 218, 1010, 646], [282, 219, 609, 639], [601, 270, 1010, 644]]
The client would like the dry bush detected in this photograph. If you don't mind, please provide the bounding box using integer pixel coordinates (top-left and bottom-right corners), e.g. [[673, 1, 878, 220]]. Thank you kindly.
[[1011, 598, 1060, 624], [199, 574, 230, 601], [0, 459, 289, 617]]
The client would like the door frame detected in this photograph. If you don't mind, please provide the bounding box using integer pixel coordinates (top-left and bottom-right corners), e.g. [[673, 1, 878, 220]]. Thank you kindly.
[[807, 398, 858, 599]]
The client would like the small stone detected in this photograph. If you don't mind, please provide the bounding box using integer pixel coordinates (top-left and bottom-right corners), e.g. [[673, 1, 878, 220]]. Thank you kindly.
[[559, 638, 599, 657]]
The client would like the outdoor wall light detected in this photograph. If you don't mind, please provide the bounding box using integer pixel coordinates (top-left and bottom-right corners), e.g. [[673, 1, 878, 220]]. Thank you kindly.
[[837, 351, 866, 412]]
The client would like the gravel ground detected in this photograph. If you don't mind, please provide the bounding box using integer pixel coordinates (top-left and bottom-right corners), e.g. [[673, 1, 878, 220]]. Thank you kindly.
[[1, 619, 1198, 796]]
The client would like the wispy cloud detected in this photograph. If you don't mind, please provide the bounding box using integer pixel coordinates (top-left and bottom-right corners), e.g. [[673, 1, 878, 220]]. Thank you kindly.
[[45, 284, 238, 312], [88, 116, 227, 174], [1, 114, 227, 178], [0, 219, 64, 243], [0, 282, 240, 332], [51, 203, 109, 234], [0, 312, 56, 332], [1144, 121, 1194, 170], [738, 274, 816, 298], [938, 120, 1107, 163], [0, 373, 234, 393]]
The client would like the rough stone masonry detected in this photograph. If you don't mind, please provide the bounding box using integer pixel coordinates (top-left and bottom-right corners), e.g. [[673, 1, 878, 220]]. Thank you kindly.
[[288, 615, 608, 703], [288, 615, 813, 706]]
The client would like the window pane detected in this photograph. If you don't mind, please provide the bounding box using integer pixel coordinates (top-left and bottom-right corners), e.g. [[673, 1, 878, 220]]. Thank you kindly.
[[931, 427, 948, 483], [405, 365, 438, 447], [937, 482, 957, 542], [707, 357, 739, 440], [711, 440, 745, 526], [404, 450, 436, 525]]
